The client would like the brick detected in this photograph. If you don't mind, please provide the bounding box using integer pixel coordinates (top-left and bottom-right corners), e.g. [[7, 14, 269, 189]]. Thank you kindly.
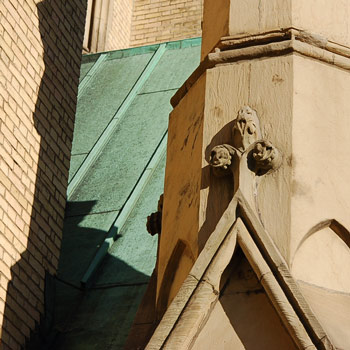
[[1, 0, 86, 346], [15, 216, 25, 231], [0, 299, 5, 318], [0, 147, 14, 171], [129, 0, 202, 47], [6, 203, 16, 224], [5, 191, 22, 215], [1, 116, 16, 145], [0, 260, 11, 280], [3, 251, 13, 268]]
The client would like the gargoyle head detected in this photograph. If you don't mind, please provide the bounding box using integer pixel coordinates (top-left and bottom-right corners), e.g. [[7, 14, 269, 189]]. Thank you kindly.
[[232, 106, 261, 151], [251, 140, 282, 175], [209, 144, 236, 177]]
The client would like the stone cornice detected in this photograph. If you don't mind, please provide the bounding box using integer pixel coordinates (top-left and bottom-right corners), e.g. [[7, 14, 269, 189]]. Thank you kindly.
[[171, 28, 350, 108]]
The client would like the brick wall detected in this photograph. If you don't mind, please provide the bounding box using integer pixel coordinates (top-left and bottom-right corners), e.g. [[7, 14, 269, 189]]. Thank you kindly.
[[0, 0, 86, 348], [84, 0, 202, 53], [105, 0, 133, 50], [130, 0, 203, 47]]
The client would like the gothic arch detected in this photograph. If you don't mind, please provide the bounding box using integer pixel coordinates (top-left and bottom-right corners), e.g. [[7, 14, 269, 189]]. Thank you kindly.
[[292, 219, 350, 293]]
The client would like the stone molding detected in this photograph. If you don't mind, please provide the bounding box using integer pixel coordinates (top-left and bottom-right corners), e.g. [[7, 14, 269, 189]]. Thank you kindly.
[[171, 28, 350, 107], [145, 191, 335, 349], [237, 194, 335, 350]]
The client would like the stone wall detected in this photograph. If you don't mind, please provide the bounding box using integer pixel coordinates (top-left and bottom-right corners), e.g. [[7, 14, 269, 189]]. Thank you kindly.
[[0, 0, 86, 348], [130, 0, 203, 47]]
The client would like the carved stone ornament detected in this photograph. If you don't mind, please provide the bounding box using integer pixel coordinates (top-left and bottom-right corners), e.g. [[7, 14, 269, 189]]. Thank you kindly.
[[252, 140, 282, 174], [210, 144, 236, 177], [147, 194, 163, 236], [209, 106, 282, 183]]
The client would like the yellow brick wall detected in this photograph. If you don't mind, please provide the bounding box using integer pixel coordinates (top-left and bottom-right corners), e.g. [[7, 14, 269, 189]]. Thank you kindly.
[[0, 0, 86, 348], [106, 0, 133, 50], [130, 0, 203, 47]]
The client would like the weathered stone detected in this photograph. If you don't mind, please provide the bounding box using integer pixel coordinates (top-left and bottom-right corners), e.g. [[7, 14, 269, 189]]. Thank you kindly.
[[136, 0, 350, 349]]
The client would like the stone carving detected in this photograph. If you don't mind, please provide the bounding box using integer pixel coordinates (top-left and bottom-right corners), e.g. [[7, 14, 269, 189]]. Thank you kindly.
[[252, 140, 282, 175], [232, 106, 261, 151], [210, 144, 235, 177], [209, 106, 281, 176], [147, 194, 163, 236]]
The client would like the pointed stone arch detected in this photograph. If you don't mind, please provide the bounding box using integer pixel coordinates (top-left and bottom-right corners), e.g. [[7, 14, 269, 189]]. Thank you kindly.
[[292, 219, 350, 293], [146, 217, 322, 350], [291, 219, 350, 349], [294, 219, 350, 256], [192, 247, 299, 350]]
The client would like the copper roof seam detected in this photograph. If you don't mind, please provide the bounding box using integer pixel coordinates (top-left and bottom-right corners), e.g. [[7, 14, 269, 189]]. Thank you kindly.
[[67, 43, 167, 198], [80, 131, 168, 287]]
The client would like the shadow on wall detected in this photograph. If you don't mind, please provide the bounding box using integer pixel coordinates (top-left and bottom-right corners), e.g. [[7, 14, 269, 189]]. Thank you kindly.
[[2, 1, 84, 348], [198, 121, 235, 251]]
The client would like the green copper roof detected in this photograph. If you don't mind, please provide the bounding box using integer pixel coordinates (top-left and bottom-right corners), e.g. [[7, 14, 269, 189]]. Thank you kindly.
[[54, 37, 201, 349]]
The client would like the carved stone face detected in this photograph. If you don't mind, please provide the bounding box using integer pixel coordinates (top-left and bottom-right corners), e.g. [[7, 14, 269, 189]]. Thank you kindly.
[[252, 140, 282, 174], [209, 106, 281, 181], [232, 106, 261, 151], [210, 145, 232, 169]]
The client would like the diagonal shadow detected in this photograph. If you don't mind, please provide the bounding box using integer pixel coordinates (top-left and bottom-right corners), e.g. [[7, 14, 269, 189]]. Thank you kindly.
[[198, 121, 235, 251], [52, 200, 151, 350], [1, 1, 85, 348]]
